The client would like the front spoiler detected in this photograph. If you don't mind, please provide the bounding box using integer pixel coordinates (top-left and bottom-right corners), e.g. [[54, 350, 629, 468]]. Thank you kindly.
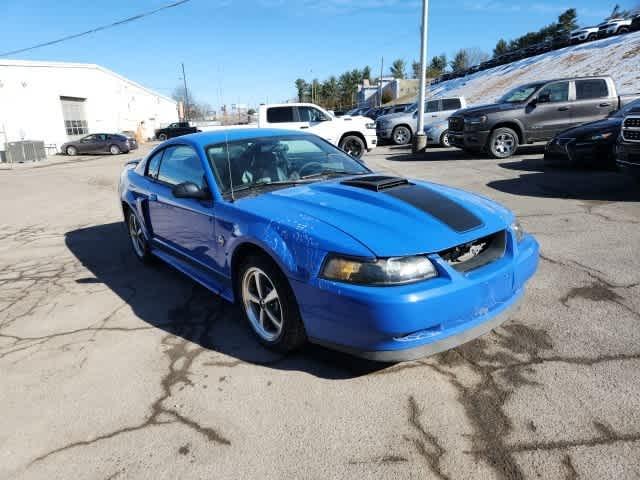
[[310, 296, 521, 362]]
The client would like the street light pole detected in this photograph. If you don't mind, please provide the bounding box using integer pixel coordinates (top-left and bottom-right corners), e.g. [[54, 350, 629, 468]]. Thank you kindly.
[[412, 0, 429, 153], [182, 63, 190, 122]]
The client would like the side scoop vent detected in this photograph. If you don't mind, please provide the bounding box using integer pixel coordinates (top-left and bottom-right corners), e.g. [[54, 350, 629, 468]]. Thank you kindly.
[[341, 175, 410, 192]]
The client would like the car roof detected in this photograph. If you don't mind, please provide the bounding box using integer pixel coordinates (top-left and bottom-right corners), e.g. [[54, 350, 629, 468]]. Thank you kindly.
[[164, 128, 310, 147]]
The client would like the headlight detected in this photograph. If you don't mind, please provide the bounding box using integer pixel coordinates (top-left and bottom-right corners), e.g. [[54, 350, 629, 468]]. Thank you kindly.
[[366, 122, 376, 129], [589, 131, 614, 141], [465, 115, 487, 126], [321, 254, 437, 285], [511, 220, 525, 242]]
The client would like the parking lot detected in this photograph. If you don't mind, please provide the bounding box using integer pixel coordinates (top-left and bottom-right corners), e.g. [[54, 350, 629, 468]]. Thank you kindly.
[[1, 143, 639, 479]]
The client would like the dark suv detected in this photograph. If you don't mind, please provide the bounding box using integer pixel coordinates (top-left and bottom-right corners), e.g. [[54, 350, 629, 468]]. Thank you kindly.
[[448, 76, 638, 158], [616, 108, 640, 181]]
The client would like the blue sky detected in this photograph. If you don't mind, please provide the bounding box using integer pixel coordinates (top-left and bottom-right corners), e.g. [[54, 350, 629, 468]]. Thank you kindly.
[[1, 0, 636, 110]]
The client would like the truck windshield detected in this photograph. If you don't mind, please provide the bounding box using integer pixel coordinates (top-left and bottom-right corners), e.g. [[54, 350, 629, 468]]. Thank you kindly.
[[499, 84, 544, 103], [206, 134, 370, 197]]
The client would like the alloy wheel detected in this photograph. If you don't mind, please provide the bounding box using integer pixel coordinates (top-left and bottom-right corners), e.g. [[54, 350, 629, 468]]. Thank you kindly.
[[343, 138, 363, 158], [242, 267, 283, 342], [494, 133, 515, 156], [110, 145, 121, 155], [128, 213, 146, 258], [393, 127, 411, 145]]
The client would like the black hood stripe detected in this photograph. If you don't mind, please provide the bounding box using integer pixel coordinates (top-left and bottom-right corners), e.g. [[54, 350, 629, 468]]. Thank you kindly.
[[384, 184, 483, 232]]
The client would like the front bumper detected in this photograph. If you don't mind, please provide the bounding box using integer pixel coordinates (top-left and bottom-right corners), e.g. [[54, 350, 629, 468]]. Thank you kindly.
[[292, 231, 539, 362], [448, 129, 490, 150], [364, 133, 377, 151], [544, 138, 616, 167], [616, 142, 640, 180], [376, 126, 393, 140]]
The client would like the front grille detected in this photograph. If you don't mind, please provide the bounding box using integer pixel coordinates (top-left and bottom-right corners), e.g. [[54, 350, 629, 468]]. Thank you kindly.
[[622, 116, 640, 143], [449, 117, 464, 132], [623, 130, 640, 142], [438, 230, 506, 273], [623, 117, 640, 128]]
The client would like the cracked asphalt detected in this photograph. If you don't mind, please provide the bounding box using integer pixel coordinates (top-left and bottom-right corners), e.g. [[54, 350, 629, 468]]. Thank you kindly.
[[1, 143, 639, 479]]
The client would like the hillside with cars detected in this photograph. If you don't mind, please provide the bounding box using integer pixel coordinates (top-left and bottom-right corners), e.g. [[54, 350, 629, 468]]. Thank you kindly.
[[430, 31, 640, 105]]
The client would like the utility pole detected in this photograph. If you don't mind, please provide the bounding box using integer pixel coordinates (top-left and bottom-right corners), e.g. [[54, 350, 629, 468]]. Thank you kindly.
[[379, 56, 384, 107], [181, 63, 190, 122], [412, 0, 429, 154]]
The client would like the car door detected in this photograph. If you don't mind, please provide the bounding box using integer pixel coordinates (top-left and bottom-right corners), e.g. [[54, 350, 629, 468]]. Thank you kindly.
[[77, 134, 97, 153], [296, 106, 337, 144], [440, 98, 463, 121], [524, 81, 572, 141], [571, 78, 616, 126], [94, 134, 109, 153], [423, 100, 441, 123], [147, 144, 217, 271]]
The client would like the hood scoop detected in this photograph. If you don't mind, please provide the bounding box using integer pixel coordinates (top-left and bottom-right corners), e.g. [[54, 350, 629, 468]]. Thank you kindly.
[[341, 175, 410, 192]]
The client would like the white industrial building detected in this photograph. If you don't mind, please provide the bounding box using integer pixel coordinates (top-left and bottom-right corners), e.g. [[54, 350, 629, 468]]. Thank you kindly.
[[0, 59, 178, 155]]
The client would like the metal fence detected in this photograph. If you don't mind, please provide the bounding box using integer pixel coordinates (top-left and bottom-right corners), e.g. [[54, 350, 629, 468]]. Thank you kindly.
[[2, 141, 47, 163]]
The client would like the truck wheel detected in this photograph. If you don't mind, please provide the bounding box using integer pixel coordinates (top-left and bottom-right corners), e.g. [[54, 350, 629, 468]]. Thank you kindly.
[[158, 133, 168, 141], [392, 125, 412, 145], [439, 130, 451, 147], [488, 128, 519, 159], [587, 33, 596, 41], [339, 135, 366, 158], [618, 27, 629, 34]]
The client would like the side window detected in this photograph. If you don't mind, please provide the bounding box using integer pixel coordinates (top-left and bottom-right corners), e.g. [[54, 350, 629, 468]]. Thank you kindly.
[[425, 100, 439, 113], [157, 145, 207, 188], [538, 82, 569, 103], [146, 150, 164, 179], [442, 98, 462, 110], [298, 107, 329, 122], [266, 107, 295, 123], [575, 79, 608, 100]]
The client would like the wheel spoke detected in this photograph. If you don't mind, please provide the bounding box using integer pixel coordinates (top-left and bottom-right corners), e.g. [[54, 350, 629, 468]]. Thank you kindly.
[[246, 292, 261, 304], [254, 272, 264, 299], [263, 288, 278, 304], [264, 306, 282, 329], [259, 308, 266, 328]]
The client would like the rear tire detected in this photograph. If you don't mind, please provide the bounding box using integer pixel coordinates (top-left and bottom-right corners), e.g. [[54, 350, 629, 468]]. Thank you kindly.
[[66, 146, 78, 156], [339, 135, 366, 158], [487, 127, 519, 159], [237, 254, 306, 353], [439, 130, 451, 148], [391, 125, 412, 145], [618, 27, 629, 34], [109, 144, 121, 155], [126, 210, 153, 264]]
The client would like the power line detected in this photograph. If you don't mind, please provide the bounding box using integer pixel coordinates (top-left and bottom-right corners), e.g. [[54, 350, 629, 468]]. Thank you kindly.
[[0, 0, 192, 57]]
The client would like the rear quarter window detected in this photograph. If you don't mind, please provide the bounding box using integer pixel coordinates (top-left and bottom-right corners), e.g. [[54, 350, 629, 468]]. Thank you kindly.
[[575, 79, 609, 100], [267, 107, 295, 123], [442, 99, 462, 110]]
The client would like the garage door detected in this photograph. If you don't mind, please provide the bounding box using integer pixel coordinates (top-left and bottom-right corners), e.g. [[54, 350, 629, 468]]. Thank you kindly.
[[60, 96, 89, 140]]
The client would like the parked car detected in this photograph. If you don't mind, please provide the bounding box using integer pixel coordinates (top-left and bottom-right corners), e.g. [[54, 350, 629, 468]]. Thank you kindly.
[[119, 128, 539, 361], [448, 76, 639, 158], [258, 102, 376, 158], [62, 133, 137, 156], [570, 26, 599, 43], [551, 33, 571, 50], [616, 107, 640, 181], [376, 96, 467, 146], [597, 18, 633, 37], [424, 119, 451, 147], [545, 98, 640, 168], [155, 122, 199, 141], [632, 14, 640, 31]]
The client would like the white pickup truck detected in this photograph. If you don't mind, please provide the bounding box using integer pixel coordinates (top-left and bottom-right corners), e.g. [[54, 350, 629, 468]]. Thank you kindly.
[[258, 103, 377, 158]]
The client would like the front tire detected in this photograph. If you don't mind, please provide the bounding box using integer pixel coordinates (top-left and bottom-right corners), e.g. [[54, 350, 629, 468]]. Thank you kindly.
[[109, 144, 121, 155], [487, 127, 519, 159], [391, 125, 412, 145], [158, 133, 168, 141], [66, 146, 78, 156], [127, 210, 153, 264], [238, 255, 306, 353], [439, 130, 451, 147], [339, 135, 366, 158]]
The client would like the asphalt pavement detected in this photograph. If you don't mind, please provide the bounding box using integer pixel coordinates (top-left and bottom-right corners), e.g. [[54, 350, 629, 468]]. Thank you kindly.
[[1, 143, 639, 479]]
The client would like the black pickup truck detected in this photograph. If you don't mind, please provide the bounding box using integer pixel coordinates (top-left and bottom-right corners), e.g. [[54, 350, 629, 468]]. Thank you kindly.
[[155, 122, 200, 141], [448, 76, 639, 158]]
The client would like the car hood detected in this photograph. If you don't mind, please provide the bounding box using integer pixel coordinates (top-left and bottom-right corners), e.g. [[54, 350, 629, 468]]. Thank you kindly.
[[238, 177, 513, 257], [454, 102, 524, 117], [337, 115, 372, 125], [377, 112, 411, 122], [556, 117, 622, 139]]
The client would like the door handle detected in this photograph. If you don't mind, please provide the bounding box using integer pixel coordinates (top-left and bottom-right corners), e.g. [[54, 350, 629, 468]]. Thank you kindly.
[[149, 193, 157, 202], [558, 106, 570, 111], [300, 126, 309, 129], [599, 103, 611, 107]]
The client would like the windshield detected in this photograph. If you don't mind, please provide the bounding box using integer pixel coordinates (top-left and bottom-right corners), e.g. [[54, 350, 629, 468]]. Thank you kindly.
[[499, 83, 544, 103], [206, 135, 370, 197], [610, 98, 640, 118], [405, 103, 418, 113]]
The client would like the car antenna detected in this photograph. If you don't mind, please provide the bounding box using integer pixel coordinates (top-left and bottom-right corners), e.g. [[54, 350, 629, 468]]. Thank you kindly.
[[225, 130, 235, 202]]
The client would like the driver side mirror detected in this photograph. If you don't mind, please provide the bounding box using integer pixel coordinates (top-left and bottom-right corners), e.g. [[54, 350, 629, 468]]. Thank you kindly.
[[172, 181, 210, 200]]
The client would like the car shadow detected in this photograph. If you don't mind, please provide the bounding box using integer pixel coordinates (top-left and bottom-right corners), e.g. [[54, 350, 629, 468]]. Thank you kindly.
[[64, 222, 387, 379], [384, 147, 477, 162], [488, 167, 640, 201]]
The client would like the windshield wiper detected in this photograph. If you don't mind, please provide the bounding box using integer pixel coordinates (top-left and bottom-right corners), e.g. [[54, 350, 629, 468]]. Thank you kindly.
[[301, 169, 365, 179], [227, 179, 311, 196]]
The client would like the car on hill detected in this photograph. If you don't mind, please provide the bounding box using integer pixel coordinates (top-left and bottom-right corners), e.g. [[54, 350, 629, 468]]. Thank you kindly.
[[545, 98, 640, 168], [448, 76, 639, 158], [570, 26, 599, 43], [597, 18, 633, 37], [61, 133, 137, 156], [632, 14, 640, 31], [119, 128, 539, 361], [376, 96, 466, 146], [616, 108, 640, 182]]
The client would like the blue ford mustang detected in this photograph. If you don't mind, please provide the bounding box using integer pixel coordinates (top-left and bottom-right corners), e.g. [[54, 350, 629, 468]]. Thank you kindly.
[[119, 129, 538, 361]]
